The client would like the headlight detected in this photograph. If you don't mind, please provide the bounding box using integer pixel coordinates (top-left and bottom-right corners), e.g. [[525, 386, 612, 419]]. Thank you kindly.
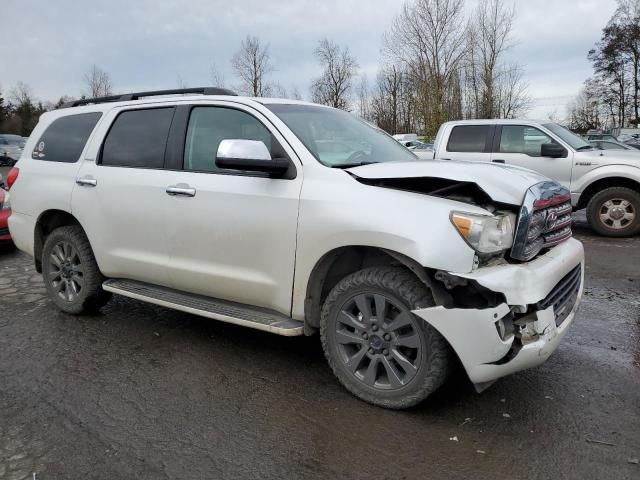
[[450, 211, 514, 254], [1, 193, 10, 210]]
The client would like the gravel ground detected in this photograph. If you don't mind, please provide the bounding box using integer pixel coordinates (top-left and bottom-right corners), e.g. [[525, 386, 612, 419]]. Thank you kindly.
[[0, 214, 638, 480]]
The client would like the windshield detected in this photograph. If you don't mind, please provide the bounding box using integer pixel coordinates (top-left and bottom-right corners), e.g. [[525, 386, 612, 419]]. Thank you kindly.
[[266, 104, 417, 167], [543, 123, 592, 150]]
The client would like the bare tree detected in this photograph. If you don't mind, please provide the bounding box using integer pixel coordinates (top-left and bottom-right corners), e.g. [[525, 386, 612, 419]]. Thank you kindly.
[[231, 36, 273, 96], [83, 65, 113, 98], [494, 64, 532, 118], [384, 0, 466, 136], [466, 0, 515, 118], [210, 62, 227, 88], [176, 75, 189, 89], [357, 75, 371, 120], [291, 86, 303, 101], [310, 38, 359, 110]]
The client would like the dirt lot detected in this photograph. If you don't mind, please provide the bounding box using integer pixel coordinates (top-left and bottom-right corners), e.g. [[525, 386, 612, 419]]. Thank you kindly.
[[0, 215, 638, 480]]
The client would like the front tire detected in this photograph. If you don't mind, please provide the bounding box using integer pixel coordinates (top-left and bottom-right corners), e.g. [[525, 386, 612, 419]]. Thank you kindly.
[[586, 187, 640, 237], [42, 225, 111, 314], [320, 266, 451, 409]]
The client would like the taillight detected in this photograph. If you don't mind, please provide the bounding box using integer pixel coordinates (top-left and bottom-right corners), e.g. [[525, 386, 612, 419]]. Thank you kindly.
[[6, 167, 19, 190]]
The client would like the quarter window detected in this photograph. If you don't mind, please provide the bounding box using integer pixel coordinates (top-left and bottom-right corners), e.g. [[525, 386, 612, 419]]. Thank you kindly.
[[101, 108, 175, 168], [499, 126, 554, 157], [32, 112, 102, 163], [183, 107, 276, 173], [447, 125, 491, 153]]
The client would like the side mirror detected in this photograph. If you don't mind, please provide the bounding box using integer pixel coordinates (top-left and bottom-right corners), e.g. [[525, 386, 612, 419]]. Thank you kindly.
[[215, 139, 289, 176], [541, 143, 566, 158]]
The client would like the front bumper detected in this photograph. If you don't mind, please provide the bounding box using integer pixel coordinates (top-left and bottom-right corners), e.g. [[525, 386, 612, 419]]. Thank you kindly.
[[412, 238, 584, 385]]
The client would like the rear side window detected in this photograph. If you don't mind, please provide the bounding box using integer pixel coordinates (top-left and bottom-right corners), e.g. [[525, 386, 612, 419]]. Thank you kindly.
[[32, 112, 102, 162], [446, 125, 491, 153], [101, 107, 175, 168]]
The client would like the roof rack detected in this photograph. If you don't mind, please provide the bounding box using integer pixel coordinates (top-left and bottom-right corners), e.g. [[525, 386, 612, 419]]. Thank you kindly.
[[59, 87, 237, 108]]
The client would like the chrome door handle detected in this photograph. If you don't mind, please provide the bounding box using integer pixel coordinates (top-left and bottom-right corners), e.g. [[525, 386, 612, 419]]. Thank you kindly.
[[166, 185, 196, 197], [76, 177, 98, 187]]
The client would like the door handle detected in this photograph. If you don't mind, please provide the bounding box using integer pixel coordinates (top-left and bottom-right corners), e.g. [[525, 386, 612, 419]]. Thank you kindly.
[[492, 159, 505, 164], [76, 177, 98, 187], [166, 185, 196, 197]]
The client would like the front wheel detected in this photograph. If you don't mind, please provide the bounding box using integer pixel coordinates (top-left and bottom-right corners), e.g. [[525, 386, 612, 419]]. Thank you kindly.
[[320, 266, 451, 409], [42, 225, 111, 314], [586, 187, 640, 237]]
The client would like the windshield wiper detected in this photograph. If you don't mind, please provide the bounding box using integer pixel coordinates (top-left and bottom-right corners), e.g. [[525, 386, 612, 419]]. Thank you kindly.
[[576, 145, 594, 151], [330, 161, 379, 168]]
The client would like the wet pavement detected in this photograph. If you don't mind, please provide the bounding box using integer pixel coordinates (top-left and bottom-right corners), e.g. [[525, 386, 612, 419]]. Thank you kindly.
[[0, 215, 638, 480]]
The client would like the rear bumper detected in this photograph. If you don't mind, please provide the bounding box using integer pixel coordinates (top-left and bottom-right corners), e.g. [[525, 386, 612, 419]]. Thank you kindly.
[[413, 238, 584, 385], [0, 209, 11, 242]]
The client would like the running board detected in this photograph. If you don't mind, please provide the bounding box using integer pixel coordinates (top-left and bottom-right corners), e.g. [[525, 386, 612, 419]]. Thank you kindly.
[[102, 279, 304, 336]]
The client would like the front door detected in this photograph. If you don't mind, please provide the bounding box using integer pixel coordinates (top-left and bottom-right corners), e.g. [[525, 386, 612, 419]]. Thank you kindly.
[[490, 125, 573, 189], [165, 104, 302, 315]]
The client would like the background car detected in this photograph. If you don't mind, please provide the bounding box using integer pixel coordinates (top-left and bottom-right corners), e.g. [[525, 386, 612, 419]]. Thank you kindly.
[[0, 134, 24, 166], [589, 139, 637, 151], [0, 183, 12, 246]]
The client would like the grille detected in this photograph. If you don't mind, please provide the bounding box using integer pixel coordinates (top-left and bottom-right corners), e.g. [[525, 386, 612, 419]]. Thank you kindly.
[[512, 182, 573, 261], [0, 227, 9, 236], [536, 265, 582, 326]]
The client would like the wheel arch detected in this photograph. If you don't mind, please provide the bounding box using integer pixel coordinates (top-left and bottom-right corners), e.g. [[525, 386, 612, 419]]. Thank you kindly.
[[576, 175, 640, 210], [302, 246, 449, 335], [33, 209, 83, 273]]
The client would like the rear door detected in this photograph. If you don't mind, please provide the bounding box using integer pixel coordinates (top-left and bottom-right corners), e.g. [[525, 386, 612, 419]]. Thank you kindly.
[[490, 125, 572, 188], [439, 124, 495, 163], [72, 105, 177, 286]]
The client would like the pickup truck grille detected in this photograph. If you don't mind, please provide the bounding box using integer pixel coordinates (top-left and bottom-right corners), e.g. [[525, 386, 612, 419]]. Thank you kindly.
[[536, 265, 582, 326], [511, 182, 573, 262]]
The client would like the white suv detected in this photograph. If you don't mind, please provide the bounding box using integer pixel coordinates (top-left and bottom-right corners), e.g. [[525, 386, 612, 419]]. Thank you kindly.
[[7, 88, 584, 409], [434, 119, 640, 237]]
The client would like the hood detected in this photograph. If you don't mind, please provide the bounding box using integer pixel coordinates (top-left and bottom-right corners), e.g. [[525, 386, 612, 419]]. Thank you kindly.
[[577, 149, 640, 166], [347, 159, 548, 206]]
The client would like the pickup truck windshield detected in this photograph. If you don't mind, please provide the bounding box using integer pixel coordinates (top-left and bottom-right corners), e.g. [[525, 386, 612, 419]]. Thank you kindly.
[[543, 123, 593, 151], [266, 104, 417, 167]]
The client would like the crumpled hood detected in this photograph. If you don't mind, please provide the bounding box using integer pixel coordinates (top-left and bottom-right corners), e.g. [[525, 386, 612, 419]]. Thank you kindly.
[[347, 159, 549, 206]]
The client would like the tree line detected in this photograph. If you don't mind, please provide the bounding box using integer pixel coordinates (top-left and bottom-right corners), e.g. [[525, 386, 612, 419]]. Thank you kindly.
[[568, 0, 640, 133], [1, 0, 530, 139]]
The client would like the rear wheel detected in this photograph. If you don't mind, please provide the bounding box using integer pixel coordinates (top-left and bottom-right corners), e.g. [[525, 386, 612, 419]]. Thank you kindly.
[[586, 187, 640, 237], [42, 225, 111, 314], [320, 266, 451, 409]]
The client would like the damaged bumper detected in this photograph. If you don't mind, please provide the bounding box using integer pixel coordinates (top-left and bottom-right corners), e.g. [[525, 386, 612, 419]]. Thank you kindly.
[[412, 238, 584, 386]]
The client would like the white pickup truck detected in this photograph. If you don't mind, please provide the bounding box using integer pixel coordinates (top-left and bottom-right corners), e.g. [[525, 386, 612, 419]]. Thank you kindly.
[[434, 119, 640, 236]]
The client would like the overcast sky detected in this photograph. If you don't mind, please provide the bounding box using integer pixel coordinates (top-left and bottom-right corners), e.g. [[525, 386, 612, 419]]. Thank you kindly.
[[0, 0, 618, 119]]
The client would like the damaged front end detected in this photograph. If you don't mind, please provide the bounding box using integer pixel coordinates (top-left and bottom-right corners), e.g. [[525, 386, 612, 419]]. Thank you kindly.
[[412, 239, 585, 390]]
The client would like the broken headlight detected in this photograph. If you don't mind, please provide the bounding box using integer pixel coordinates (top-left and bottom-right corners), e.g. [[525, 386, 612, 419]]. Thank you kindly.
[[450, 211, 514, 254]]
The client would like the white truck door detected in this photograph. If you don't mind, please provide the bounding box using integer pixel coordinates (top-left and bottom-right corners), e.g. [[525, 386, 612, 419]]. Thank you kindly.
[[164, 103, 302, 316], [490, 125, 573, 188], [72, 106, 176, 287]]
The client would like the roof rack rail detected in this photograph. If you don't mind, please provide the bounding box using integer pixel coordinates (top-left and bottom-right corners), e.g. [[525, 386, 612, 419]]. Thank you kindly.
[[59, 87, 237, 108]]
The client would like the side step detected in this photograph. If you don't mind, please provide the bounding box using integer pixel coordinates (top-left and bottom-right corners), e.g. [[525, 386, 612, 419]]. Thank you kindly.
[[102, 279, 304, 336]]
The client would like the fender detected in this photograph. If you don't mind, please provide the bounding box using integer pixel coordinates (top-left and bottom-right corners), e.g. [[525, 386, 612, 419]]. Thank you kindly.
[[572, 164, 640, 194]]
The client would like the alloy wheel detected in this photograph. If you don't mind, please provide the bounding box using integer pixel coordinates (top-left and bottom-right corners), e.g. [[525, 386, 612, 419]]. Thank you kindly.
[[48, 241, 84, 302]]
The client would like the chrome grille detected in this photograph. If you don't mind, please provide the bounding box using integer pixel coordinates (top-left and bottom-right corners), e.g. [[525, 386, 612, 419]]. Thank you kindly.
[[511, 182, 573, 261], [536, 265, 582, 326]]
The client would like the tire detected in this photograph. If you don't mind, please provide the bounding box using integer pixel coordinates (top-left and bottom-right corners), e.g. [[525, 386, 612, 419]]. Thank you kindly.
[[320, 266, 451, 409], [42, 225, 111, 314], [586, 187, 640, 237]]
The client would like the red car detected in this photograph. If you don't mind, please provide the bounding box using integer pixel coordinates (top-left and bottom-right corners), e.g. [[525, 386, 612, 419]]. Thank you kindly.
[[0, 187, 11, 245]]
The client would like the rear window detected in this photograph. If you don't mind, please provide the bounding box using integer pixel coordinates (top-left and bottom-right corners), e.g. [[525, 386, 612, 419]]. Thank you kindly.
[[101, 107, 175, 168], [446, 125, 491, 153], [32, 112, 102, 163]]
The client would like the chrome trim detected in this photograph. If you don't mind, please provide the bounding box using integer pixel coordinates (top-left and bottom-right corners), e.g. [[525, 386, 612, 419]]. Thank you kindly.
[[166, 185, 196, 197], [511, 181, 571, 261], [75, 177, 97, 187]]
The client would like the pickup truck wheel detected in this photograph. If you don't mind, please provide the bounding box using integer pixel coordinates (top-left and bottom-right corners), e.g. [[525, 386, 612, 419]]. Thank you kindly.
[[320, 266, 450, 409], [42, 225, 111, 314], [586, 187, 640, 237]]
